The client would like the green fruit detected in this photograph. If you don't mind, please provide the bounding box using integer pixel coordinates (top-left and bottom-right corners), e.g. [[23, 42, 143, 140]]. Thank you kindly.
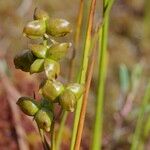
[[23, 20, 46, 39], [34, 8, 49, 21], [46, 18, 72, 37], [14, 50, 36, 72], [29, 44, 47, 58], [39, 79, 64, 102], [46, 43, 71, 61], [17, 97, 40, 116], [66, 83, 84, 99], [30, 59, 44, 74], [35, 108, 53, 132], [44, 59, 60, 79], [59, 89, 76, 112]]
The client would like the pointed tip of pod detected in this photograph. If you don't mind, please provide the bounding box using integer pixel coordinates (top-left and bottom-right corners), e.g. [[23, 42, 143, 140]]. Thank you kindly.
[[34, 7, 49, 21]]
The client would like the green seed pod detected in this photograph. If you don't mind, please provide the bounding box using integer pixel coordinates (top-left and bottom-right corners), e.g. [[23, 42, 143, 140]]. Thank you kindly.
[[66, 83, 84, 99], [44, 59, 60, 79], [46, 42, 72, 61], [23, 20, 46, 39], [39, 79, 64, 102], [59, 89, 76, 112], [17, 97, 40, 116], [46, 18, 72, 37], [34, 8, 49, 21], [30, 59, 44, 74], [35, 108, 53, 132], [29, 44, 47, 59], [14, 50, 36, 72]]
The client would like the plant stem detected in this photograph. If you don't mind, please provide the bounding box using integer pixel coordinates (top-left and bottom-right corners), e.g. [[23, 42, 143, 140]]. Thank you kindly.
[[74, 43, 97, 150], [74, 0, 84, 48], [69, 0, 84, 81], [38, 127, 50, 150], [70, 0, 96, 149], [51, 120, 56, 150], [144, 0, 150, 38], [131, 81, 150, 150], [91, 0, 114, 149], [55, 0, 85, 148], [56, 111, 68, 150]]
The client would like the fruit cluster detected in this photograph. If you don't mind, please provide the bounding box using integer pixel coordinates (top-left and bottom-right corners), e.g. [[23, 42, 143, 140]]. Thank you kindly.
[[14, 8, 84, 132]]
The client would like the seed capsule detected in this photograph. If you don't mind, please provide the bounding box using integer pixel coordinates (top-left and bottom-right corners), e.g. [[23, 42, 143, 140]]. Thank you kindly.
[[34, 8, 49, 21], [46, 43, 72, 61], [66, 83, 84, 99], [23, 20, 46, 39], [39, 80, 64, 102], [17, 97, 40, 116], [44, 59, 60, 79], [29, 44, 47, 59], [35, 108, 53, 132], [46, 18, 72, 37], [14, 50, 36, 72], [59, 89, 76, 112], [30, 59, 44, 74]]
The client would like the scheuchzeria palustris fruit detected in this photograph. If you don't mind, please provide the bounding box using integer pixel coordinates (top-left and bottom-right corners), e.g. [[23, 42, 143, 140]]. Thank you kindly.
[[34, 107, 53, 132], [17, 97, 40, 116], [15, 8, 84, 133]]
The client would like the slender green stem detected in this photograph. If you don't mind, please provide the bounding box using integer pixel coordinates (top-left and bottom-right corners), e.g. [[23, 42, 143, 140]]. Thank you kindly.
[[131, 81, 150, 150], [70, 0, 96, 149], [144, 0, 150, 38], [69, 0, 84, 81], [55, 0, 85, 148], [56, 111, 68, 150], [39, 128, 46, 150], [51, 120, 56, 150], [74, 44, 97, 150], [91, 0, 114, 149], [38, 127, 50, 150]]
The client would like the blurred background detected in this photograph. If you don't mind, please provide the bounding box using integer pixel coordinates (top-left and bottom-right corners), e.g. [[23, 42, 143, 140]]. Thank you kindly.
[[0, 0, 150, 149]]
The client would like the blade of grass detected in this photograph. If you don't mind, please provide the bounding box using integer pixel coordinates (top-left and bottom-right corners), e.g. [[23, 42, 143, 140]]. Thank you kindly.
[[131, 81, 150, 150], [73, 0, 116, 147], [70, 0, 96, 149], [91, 0, 114, 149], [144, 0, 150, 38], [69, 0, 84, 81], [74, 42, 97, 150]]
